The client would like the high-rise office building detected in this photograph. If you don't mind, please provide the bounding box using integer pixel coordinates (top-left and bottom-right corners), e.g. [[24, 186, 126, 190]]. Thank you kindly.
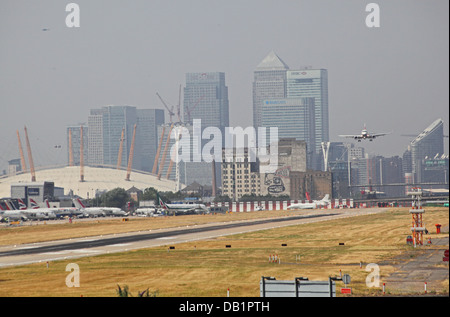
[[86, 105, 164, 172], [410, 118, 445, 182], [253, 52, 329, 169], [67, 125, 88, 166], [287, 69, 329, 155], [253, 51, 289, 129], [88, 106, 138, 169], [136, 109, 165, 172], [174, 72, 229, 187], [183, 72, 229, 131], [260, 98, 316, 166]]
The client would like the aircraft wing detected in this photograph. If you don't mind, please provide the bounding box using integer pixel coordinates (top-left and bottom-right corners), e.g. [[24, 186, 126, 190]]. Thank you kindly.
[[339, 134, 361, 139], [370, 132, 389, 138]]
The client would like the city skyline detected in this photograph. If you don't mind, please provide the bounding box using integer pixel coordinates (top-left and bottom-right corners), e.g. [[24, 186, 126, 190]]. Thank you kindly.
[[0, 1, 448, 172]]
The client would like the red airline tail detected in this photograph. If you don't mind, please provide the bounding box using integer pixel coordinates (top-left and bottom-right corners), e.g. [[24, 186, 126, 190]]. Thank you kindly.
[[30, 199, 40, 209], [77, 198, 86, 209], [305, 192, 311, 202], [18, 199, 27, 210]]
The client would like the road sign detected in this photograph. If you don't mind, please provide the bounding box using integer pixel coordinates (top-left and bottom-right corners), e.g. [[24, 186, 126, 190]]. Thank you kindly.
[[341, 288, 352, 294], [342, 274, 351, 285]]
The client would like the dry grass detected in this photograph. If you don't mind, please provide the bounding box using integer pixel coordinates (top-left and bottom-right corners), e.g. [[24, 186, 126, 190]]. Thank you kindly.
[[0, 210, 296, 246], [0, 207, 448, 297]]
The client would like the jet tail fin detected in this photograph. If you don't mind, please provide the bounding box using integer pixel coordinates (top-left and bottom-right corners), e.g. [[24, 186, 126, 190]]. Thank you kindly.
[[322, 194, 330, 202], [73, 198, 85, 209], [30, 199, 40, 209], [18, 199, 27, 210], [156, 193, 169, 210], [305, 192, 311, 201]]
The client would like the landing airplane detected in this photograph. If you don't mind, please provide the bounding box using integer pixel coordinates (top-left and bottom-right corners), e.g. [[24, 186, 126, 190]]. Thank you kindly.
[[339, 125, 390, 142], [157, 193, 208, 215], [287, 194, 330, 210]]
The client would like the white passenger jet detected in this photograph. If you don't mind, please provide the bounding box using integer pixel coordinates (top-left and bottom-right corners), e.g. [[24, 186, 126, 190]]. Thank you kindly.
[[157, 193, 208, 214], [339, 124, 390, 142]]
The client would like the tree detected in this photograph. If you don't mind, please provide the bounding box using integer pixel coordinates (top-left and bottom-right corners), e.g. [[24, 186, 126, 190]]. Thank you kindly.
[[101, 188, 129, 208]]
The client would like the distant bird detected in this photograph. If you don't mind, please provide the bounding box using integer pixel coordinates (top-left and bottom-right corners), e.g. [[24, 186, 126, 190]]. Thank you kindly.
[[42, 28, 50, 31]]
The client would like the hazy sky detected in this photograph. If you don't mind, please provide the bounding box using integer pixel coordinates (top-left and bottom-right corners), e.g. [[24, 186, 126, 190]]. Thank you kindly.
[[0, 0, 448, 172]]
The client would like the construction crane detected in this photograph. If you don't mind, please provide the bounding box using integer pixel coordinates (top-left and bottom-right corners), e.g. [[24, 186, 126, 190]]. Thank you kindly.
[[23, 126, 36, 182], [16, 130, 27, 172], [185, 94, 205, 122], [156, 85, 182, 123], [126, 124, 137, 181], [117, 128, 125, 169]]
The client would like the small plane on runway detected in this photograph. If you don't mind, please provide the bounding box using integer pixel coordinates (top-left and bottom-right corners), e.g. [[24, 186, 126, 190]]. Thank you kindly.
[[157, 193, 208, 215], [287, 194, 330, 210], [339, 124, 390, 142]]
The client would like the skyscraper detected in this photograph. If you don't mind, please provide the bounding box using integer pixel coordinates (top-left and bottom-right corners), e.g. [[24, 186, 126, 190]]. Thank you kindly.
[[260, 98, 316, 165], [86, 105, 164, 172], [136, 109, 165, 172], [88, 106, 138, 169], [67, 125, 88, 166], [176, 72, 229, 187], [253, 52, 329, 169], [410, 118, 445, 182], [253, 51, 289, 129], [287, 69, 329, 155], [183, 72, 229, 131]]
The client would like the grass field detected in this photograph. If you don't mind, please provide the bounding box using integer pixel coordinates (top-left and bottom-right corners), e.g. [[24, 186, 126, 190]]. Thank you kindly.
[[0, 207, 448, 297]]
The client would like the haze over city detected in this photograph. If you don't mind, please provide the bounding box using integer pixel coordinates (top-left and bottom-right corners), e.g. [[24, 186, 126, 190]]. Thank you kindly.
[[0, 0, 448, 172]]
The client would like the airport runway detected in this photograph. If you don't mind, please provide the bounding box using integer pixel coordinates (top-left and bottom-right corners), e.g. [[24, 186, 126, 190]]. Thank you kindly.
[[0, 208, 386, 268]]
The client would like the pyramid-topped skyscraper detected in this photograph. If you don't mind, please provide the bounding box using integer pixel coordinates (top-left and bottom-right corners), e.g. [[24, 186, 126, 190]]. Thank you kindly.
[[253, 51, 289, 128], [255, 51, 290, 71], [252, 51, 329, 170]]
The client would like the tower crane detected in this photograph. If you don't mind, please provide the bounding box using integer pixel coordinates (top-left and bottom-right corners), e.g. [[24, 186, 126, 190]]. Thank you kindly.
[[156, 85, 182, 123], [185, 94, 205, 122]]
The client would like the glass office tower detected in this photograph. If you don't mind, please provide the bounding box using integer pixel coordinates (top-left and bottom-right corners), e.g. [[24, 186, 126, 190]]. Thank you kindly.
[[287, 69, 329, 155], [183, 72, 229, 132], [410, 118, 444, 182], [253, 51, 289, 129]]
